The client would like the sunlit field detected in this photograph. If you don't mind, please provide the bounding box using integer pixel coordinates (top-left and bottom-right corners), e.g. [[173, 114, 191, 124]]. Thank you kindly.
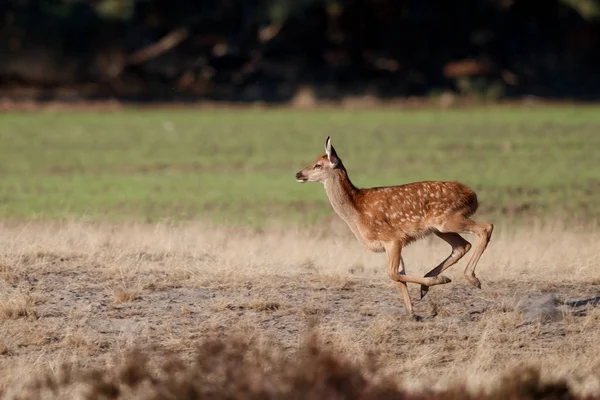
[[1, 107, 600, 399]]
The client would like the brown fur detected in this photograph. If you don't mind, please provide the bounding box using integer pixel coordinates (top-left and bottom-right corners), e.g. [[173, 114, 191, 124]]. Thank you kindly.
[[296, 137, 494, 317]]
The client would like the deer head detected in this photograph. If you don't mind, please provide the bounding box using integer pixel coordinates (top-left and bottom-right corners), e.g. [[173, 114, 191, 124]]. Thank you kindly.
[[295, 136, 343, 183]]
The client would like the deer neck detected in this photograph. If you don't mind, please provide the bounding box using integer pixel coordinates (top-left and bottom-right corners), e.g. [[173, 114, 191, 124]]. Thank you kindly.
[[323, 169, 360, 224]]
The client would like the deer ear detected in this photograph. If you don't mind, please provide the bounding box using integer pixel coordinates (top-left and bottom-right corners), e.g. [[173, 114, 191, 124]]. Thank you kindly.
[[325, 136, 339, 166]]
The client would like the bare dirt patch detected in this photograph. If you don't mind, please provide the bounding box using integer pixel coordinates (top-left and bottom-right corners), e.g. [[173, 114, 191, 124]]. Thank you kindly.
[[0, 221, 599, 397]]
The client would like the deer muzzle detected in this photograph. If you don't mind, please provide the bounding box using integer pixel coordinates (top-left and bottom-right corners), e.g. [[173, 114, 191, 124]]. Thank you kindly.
[[295, 171, 308, 183]]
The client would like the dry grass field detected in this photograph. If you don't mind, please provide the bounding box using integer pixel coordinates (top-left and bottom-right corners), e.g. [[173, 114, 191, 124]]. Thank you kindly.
[[1, 220, 600, 398]]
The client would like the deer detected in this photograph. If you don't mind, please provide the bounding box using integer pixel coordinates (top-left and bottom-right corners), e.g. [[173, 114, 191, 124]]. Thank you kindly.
[[295, 137, 493, 318]]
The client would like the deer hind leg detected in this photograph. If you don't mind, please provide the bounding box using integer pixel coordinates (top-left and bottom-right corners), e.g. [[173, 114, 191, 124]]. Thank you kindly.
[[463, 221, 493, 288], [436, 217, 493, 289], [420, 232, 471, 299]]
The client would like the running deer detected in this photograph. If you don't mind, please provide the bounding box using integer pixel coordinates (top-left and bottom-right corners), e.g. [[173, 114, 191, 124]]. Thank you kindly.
[[295, 137, 493, 317]]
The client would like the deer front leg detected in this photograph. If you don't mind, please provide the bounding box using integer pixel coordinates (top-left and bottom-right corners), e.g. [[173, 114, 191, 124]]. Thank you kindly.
[[385, 242, 413, 317]]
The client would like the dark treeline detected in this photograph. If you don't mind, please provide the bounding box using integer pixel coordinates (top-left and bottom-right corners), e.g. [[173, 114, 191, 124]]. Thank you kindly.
[[1, 0, 600, 102]]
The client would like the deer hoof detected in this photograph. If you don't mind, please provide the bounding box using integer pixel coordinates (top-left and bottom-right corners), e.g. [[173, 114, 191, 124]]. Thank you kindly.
[[420, 285, 429, 299], [437, 275, 452, 285], [467, 276, 481, 289], [409, 312, 423, 322]]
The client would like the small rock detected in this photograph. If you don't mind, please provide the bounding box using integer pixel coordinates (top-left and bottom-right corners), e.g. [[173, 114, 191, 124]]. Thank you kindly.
[[515, 294, 563, 323]]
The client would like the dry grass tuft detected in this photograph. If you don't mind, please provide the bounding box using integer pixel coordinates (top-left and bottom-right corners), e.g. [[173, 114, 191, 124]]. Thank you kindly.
[[299, 306, 330, 316], [62, 329, 96, 353], [246, 300, 281, 312], [0, 263, 17, 284], [0, 292, 37, 320], [223, 301, 282, 312], [113, 286, 141, 304]]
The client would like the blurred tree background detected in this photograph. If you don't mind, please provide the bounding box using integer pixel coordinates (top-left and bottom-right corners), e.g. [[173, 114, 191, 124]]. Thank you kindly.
[[1, 0, 599, 102]]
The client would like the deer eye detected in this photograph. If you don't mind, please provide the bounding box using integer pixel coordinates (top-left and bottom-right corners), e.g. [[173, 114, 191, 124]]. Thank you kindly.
[[314, 164, 322, 169]]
